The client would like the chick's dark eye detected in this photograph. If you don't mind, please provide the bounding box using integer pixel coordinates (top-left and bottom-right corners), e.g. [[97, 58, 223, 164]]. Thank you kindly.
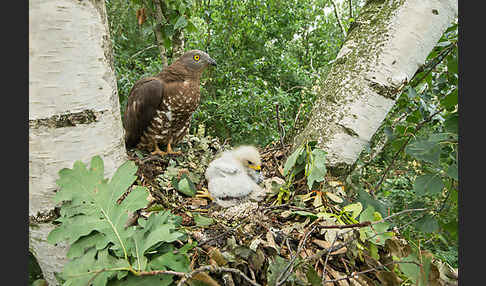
[[247, 160, 253, 165]]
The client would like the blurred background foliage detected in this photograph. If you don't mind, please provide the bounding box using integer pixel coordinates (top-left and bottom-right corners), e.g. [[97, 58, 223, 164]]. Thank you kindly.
[[105, 0, 458, 269], [106, 0, 358, 146]]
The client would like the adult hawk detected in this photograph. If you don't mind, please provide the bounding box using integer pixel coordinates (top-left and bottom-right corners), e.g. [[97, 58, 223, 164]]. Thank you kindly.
[[123, 50, 216, 156]]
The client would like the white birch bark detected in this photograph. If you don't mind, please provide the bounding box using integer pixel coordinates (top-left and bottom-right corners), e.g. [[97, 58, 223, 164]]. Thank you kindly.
[[294, 0, 458, 172], [29, 0, 127, 284]]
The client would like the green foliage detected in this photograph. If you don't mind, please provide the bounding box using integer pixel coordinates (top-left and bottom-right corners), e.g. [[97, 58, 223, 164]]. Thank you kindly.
[[172, 173, 197, 197], [107, 0, 348, 146], [283, 141, 327, 191], [398, 249, 437, 286], [193, 214, 214, 227], [358, 206, 393, 246], [106, 0, 458, 273], [47, 156, 190, 285]]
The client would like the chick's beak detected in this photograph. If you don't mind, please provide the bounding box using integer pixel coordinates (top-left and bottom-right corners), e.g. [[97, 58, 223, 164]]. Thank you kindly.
[[249, 164, 261, 171]]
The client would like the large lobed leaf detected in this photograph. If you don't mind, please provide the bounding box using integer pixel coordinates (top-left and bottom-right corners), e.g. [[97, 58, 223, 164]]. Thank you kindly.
[[47, 156, 190, 285], [48, 156, 147, 252]]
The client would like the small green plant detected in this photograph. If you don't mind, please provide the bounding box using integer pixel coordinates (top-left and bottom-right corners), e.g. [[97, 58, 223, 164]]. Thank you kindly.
[[283, 141, 327, 190], [47, 156, 192, 285]]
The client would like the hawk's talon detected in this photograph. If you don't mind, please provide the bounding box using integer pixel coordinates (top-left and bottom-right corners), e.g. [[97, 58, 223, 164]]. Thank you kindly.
[[150, 141, 182, 157], [151, 143, 168, 157], [165, 141, 182, 156], [196, 188, 214, 201]]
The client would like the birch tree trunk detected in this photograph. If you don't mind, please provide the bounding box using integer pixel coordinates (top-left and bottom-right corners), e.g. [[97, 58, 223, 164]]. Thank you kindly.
[[293, 0, 458, 174], [29, 0, 127, 284]]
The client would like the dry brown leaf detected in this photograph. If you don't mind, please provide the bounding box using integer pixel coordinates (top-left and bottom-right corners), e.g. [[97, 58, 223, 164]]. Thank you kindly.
[[305, 248, 315, 258], [326, 266, 349, 286], [312, 239, 347, 255], [187, 198, 208, 209], [191, 272, 221, 286], [278, 165, 284, 176], [265, 230, 279, 252], [325, 191, 344, 203], [299, 249, 308, 259], [375, 270, 400, 286], [208, 247, 227, 266]]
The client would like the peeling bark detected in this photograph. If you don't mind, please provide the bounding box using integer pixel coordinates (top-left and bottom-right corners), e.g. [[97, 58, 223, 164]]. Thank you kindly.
[[294, 0, 458, 174], [29, 0, 127, 284]]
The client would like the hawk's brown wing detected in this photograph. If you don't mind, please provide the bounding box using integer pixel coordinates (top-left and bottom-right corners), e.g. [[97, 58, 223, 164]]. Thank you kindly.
[[123, 77, 165, 148]]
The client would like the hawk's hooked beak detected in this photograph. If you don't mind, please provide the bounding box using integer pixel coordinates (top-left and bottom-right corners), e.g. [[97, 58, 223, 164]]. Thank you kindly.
[[249, 164, 261, 171], [208, 58, 217, 66]]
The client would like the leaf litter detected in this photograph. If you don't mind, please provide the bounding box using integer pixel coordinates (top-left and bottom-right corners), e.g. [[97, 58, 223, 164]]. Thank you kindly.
[[51, 134, 457, 286]]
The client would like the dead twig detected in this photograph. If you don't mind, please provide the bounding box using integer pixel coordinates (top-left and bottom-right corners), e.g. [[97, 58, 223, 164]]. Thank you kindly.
[[322, 260, 422, 284], [304, 208, 428, 264], [198, 217, 250, 247], [176, 265, 261, 286], [130, 44, 158, 58], [275, 103, 286, 150], [348, 0, 353, 20], [276, 219, 321, 286], [140, 154, 167, 164], [321, 230, 339, 284]]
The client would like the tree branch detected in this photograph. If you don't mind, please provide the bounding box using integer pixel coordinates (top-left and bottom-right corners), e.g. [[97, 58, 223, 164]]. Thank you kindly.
[[330, 0, 347, 38], [372, 108, 444, 195], [303, 208, 428, 264], [276, 222, 320, 286], [411, 42, 456, 88], [151, 0, 168, 67], [131, 44, 158, 58], [348, 0, 353, 20], [275, 103, 286, 149]]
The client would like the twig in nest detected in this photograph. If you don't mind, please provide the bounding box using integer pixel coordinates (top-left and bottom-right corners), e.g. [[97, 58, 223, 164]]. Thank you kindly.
[[276, 219, 321, 286], [176, 265, 261, 286], [198, 217, 250, 247], [305, 208, 428, 266], [321, 230, 339, 282], [322, 260, 422, 284], [140, 154, 166, 164]]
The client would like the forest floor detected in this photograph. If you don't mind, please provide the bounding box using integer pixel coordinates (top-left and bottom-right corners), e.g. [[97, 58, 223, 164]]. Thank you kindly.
[[124, 134, 457, 286]]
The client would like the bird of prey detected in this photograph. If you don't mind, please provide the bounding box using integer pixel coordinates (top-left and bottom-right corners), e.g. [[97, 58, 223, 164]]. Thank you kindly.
[[123, 50, 217, 156], [202, 145, 265, 208]]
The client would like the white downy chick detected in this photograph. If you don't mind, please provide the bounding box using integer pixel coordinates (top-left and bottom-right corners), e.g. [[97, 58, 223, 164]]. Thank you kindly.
[[205, 145, 264, 207]]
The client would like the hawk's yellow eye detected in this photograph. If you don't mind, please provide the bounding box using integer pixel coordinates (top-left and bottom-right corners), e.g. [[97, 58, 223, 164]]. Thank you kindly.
[[193, 55, 200, 61]]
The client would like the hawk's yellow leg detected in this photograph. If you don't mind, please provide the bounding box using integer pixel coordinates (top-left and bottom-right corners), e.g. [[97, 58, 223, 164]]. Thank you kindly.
[[196, 187, 214, 201], [150, 138, 181, 156]]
